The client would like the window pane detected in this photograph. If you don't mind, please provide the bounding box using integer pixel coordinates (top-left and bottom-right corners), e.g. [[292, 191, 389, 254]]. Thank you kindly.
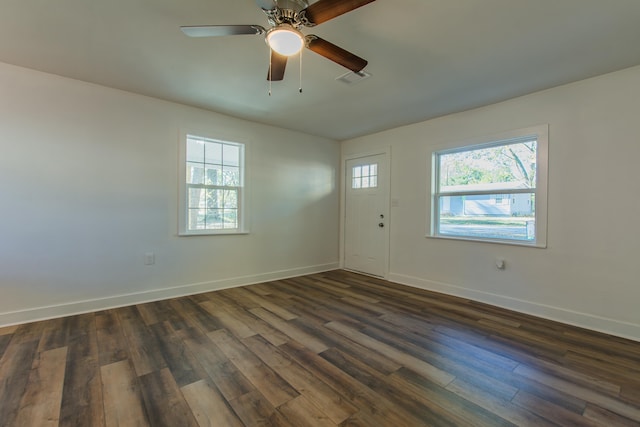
[[353, 166, 361, 178], [186, 162, 205, 185], [352, 178, 361, 189], [188, 188, 205, 209], [188, 208, 206, 230], [206, 209, 223, 229], [223, 144, 240, 167], [362, 165, 370, 177], [186, 138, 205, 163], [438, 193, 535, 241], [223, 190, 238, 208], [206, 189, 224, 209], [223, 210, 238, 229], [370, 163, 378, 176], [370, 176, 377, 187], [362, 177, 370, 188], [205, 164, 223, 185], [439, 140, 537, 192], [223, 166, 240, 186], [205, 141, 222, 165]]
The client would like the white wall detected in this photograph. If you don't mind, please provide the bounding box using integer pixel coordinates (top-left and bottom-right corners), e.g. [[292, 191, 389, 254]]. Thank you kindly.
[[0, 62, 340, 325], [342, 65, 640, 341]]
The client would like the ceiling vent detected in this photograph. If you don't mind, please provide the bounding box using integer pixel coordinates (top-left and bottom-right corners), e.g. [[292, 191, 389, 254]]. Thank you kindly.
[[336, 70, 371, 85]]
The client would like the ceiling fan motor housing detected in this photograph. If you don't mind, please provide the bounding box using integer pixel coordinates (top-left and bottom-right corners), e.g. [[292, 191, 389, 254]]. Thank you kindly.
[[266, 0, 312, 28], [276, 0, 309, 12]]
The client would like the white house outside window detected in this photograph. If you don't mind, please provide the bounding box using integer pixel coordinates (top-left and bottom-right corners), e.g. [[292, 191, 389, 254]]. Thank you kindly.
[[431, 125, 548, 247], [179, 134, 246, 235]]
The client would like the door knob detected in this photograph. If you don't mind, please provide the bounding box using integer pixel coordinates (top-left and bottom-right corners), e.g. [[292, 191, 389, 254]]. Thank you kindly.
[[379, 223, 384, 228]]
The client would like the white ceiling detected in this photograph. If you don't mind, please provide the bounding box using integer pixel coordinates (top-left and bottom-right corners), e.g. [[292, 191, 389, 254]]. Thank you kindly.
[[2, 0, 640, 140]]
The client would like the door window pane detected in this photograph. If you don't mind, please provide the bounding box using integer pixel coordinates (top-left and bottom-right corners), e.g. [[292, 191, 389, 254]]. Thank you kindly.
[[351, 163, 378, 189]]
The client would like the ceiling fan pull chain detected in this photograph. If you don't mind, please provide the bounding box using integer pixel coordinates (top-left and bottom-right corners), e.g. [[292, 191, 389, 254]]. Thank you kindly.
[[299, 49, 303, 93], [269, 47, 273, 96]]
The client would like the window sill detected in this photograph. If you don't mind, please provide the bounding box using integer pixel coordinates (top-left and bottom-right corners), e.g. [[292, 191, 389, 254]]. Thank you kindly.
[[179, 230, 250, 237], [426, 234, 546, 248]]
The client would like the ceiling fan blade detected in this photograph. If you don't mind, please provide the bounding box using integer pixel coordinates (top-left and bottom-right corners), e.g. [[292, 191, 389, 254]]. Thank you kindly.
[[301, 0, 376, 25], [180, 25, 265, 37], [255, 0, 277, 11], [267, 51, 288, 81], [305, 35, 367, 73]]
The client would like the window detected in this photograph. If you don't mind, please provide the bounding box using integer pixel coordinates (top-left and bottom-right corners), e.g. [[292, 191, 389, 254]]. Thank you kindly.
[[179, 134, 246, 235], [431, 125, 548, 247], [352, 163, 378, 189]]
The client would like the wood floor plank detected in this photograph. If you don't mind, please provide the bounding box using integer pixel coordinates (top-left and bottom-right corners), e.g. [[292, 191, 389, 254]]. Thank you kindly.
[[321, 347, 464, 427], [138, 368, 199, 427], [228, 390, 295, 427], [389, 368, 514, 427], [243, 334, 358, 424], [513, 364, 640, 421], [279, 340, 429, 427], [150, 321, 207, 388], [56, 312, 104, 426], [250, 307, 329, 353], [379, 312, 520, 370], [181, 378, 244, 427], [445, 378, 556, 427], [621, 383, 640, 406], [117, 306, 167, 376], [511, 390, 600, 427], [233, 287, 298, 321], [357, 317, 521, 398], [14, 346, 67, 427], [151, 299, 191, 331], [136, 303, 161, 326], [101, 360, 150, 427], [200, 301, 258, 339], [183, 333, 255, 401], [583, 403, 640, 427], [36, 317, 69, 353], [0, 334, 11, 359], [277, 395, 337, 427], [288, 315, 402, 375], [325, 320, 455, 387], [208, 329, 299, 407], [200, 295, 291, 346], [0, 325, 19, 336], [10, 320, 46, 344], [0, 338, 40, 426], [168, 297, 224, 333], [245, 282, 273, 296], [96, 310, 128, 366]]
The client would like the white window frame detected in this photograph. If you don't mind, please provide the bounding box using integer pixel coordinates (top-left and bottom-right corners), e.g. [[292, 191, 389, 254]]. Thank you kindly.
[[429, 125, 548, 247], [178, 132, 248, 236]]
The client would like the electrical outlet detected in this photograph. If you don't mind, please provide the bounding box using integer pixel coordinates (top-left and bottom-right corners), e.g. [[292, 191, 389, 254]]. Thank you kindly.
[[144, 252, 155, 265]]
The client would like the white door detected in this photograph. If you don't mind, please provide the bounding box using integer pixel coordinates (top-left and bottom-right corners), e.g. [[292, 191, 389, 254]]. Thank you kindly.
[[344, 154, 389, 277]]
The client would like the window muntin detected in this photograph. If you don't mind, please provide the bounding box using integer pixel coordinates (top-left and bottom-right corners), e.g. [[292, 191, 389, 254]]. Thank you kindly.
[[431, 127, 547, 246], [182, 134, 245, 234], [352, 163, 378, 189]]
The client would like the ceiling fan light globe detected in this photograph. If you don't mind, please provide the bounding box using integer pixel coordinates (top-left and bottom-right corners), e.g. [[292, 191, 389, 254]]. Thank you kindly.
[[267, 27, 304, 56]]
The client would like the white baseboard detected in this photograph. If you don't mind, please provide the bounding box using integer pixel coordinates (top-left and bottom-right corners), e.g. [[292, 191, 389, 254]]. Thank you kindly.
[[387, 272, 640, 343], [0, 263, 339, 327]]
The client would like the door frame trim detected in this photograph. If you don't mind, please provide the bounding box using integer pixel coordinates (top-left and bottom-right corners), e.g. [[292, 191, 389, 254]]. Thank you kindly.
[[340, 148, 391, 278]]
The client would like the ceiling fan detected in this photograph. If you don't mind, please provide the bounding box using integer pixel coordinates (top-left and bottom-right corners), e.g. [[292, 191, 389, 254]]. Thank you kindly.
[[181, 0, 376, 81]]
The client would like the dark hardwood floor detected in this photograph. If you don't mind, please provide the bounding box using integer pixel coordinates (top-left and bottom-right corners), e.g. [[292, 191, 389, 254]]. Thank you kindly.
[[1, 270, 640, 426]]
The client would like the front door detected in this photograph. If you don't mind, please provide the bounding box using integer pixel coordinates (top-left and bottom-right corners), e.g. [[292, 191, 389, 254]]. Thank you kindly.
[[344, 153, 389, 277]]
